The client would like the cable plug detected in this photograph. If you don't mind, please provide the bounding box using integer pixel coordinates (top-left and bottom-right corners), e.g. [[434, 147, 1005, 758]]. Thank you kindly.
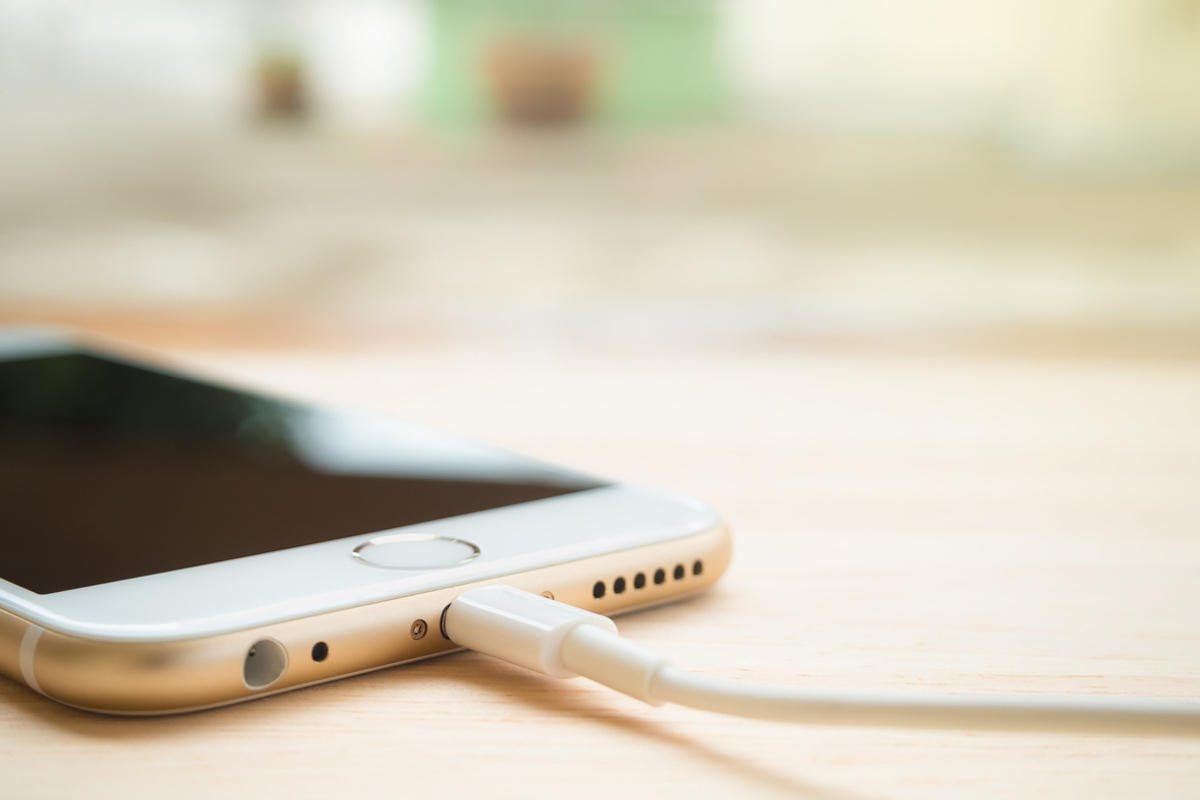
[[444, 584, 670, 703]]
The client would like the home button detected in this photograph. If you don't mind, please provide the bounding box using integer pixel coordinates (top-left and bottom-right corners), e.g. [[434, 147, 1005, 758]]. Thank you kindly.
[[352, 533, 481, 570]]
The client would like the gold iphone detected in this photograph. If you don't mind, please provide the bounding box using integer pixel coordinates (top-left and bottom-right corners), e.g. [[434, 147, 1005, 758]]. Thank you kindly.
[[0, 330, 730, 714]]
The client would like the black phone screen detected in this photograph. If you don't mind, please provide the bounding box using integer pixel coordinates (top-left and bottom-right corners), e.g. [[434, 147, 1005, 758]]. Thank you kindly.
[[0, 345, 605, 594]]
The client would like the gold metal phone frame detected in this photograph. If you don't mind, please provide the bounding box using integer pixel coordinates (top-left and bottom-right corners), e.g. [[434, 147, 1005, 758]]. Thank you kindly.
[[0, 523, 730, 715]]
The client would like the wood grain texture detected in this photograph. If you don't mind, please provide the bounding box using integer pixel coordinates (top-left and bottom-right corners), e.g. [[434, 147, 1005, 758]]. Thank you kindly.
[[2, 343, 1199, 799]]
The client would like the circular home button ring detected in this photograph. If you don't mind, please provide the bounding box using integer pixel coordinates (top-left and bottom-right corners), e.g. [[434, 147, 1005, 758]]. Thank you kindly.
[[352, 533, 481, 570]]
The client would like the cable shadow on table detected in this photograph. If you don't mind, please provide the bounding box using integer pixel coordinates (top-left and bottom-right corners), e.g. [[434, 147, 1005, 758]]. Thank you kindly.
[[440, 651, 866, 800]]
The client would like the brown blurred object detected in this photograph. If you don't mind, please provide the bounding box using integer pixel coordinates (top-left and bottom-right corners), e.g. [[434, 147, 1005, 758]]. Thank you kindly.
[[486, 38, 598, 127], [256, 54, 307, 119]]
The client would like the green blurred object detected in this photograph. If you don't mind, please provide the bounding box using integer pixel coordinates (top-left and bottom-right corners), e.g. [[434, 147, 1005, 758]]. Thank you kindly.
[[423, 0, 724, 130]]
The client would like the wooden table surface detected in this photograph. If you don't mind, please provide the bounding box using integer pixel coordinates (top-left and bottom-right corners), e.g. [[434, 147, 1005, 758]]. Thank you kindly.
[[3, 339, 1199, 799]]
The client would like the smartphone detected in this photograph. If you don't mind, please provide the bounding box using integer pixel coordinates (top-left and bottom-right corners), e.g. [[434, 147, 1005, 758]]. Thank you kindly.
[[0, 329, 730, 715]]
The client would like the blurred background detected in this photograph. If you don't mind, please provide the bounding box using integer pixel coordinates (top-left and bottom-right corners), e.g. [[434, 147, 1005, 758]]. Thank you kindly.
[[1, 0, 1200, 355]]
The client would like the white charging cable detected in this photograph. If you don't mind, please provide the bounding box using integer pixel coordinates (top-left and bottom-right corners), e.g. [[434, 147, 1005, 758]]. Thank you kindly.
[[443, 585, 1200, 736]]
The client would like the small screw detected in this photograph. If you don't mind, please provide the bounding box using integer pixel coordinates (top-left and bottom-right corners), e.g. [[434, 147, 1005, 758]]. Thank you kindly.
[[411, 619, 428, 640], [540, 591, 554, 600]]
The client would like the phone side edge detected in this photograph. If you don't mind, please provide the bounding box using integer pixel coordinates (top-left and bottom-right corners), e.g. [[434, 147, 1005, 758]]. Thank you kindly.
[[0, 522, 732, 715]]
